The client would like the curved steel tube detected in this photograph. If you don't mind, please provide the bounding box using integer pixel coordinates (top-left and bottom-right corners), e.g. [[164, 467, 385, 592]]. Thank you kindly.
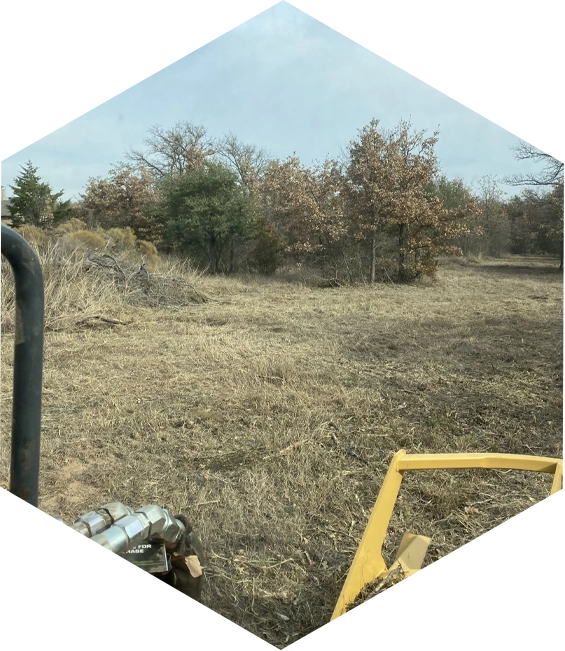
[[1, 225, 44, 506]]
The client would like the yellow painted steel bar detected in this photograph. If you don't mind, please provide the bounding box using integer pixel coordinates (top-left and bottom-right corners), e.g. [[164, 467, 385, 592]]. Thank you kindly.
[[331, 450, 563, 622], [397, 453, 560, 474], [330, 450, 406, 621], [550, 460, 563, 495]]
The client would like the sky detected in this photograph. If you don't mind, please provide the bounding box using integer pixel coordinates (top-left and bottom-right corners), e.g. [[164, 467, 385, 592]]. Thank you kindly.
[[0, 0, 563, 204]]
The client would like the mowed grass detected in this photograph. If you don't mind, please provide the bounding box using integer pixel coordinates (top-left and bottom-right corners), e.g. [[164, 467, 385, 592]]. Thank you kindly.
[[1, 254, 562, 647]]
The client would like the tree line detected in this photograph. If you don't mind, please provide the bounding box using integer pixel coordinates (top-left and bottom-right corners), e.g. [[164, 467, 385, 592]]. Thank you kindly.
[[5, 119, 564, 281]]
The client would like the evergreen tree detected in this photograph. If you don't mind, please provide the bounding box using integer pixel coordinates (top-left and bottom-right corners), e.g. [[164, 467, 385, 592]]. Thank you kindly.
[[8, 161, 69, 228], [154, 162, 257, 273]]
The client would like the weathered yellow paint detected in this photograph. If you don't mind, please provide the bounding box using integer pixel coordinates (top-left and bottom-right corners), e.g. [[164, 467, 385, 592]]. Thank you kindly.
[[550, 460, 563, 495], [397, 453, 560, 474], [331, 451, 563, 622], [392, 532, 431, 573], [330, 450, 405, 621]]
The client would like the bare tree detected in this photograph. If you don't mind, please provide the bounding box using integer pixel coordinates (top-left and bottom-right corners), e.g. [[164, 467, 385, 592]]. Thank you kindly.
[[506, 142, 563, 188], [126, 121, 215, 178], [505, 141, 563, 268], [214, 132, 270, 194], [478, 176, 510, 256]]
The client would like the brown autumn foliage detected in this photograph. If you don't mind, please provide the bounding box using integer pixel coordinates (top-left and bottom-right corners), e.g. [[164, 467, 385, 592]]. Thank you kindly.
[[9, 119, 561, 286], [343, 118, 403, 282], [117, 117, 495, 281], [430, 177, 483, 258], [261, 156, 345, 260], [77, 163, 159, 241], [344, 119, 475, 282]]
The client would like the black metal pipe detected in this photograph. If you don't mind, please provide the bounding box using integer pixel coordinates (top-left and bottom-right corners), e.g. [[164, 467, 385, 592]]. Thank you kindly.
[[1, 225, 44, 507]]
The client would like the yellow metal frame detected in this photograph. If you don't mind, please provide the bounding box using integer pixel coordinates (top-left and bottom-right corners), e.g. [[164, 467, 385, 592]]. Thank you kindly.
[[331, 451, 563, 621]]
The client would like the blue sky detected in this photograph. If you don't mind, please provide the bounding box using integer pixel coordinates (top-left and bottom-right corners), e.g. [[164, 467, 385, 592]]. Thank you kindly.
[[0, 0, 563, 204]]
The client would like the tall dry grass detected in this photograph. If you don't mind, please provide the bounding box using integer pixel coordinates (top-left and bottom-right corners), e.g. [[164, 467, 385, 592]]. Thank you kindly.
[[1, 243, 562, 647]]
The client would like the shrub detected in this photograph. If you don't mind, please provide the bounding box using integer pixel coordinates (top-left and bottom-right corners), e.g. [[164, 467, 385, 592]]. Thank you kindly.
[[14, 224, 49, 250], [61, 230, 106, 250], [137, 240, 160, 270], [54, 218, 88, 234], [247, 223, 283, 275], [106, 227, 137, 252]]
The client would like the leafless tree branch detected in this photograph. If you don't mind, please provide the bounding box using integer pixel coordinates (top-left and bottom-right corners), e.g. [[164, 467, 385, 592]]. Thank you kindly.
[[214, 132, 271, 192], [505, 141, 564, 188], [126, 121, 215, 178]]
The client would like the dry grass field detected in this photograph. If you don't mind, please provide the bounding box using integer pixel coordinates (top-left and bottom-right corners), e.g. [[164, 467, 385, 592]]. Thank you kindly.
[[1, 249, 562, 647]]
